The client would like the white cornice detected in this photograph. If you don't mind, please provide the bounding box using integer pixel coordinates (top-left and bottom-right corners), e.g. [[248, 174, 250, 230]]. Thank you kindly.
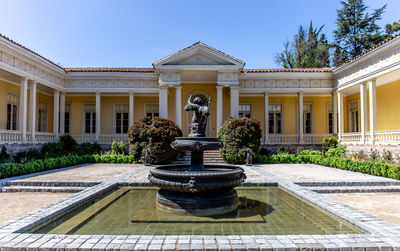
[[333, 35, 400, 75], [240, 72, 333, 79], [0, 37, 65, 74]]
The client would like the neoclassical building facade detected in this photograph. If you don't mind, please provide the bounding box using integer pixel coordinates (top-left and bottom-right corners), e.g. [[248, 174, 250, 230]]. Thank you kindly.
[[0, 34, 400, 148]]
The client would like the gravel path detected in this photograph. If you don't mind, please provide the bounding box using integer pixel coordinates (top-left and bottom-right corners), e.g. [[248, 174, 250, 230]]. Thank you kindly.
[[258, 163, 395, 182], [327, 193, 400, 226], [0, 192, 70, 224], [23, 163, 141, 181]]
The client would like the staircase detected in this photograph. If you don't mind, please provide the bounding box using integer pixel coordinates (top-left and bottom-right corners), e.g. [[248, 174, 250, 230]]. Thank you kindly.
[[174, 150, 226, 165]]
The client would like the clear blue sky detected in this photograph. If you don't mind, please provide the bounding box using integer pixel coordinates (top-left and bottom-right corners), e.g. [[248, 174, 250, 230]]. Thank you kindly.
[[0, 0, 398, 68]]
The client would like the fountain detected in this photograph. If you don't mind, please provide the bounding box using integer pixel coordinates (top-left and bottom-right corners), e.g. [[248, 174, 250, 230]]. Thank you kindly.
[[148, 95, 246, 215]]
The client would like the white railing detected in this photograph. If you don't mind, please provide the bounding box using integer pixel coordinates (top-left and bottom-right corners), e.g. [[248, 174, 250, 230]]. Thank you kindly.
[[340, 132, 362, 144], [0, 129, 23, 143], [70, 134, 128, 144], [374, 130, 400, 145], [265, 134, 332, 145], [35, 132, 56, 143], [98, 134, 129, 144], [70, 134, 96, 144], [267, 134, 299, 144], [304, 134, 333, 144]]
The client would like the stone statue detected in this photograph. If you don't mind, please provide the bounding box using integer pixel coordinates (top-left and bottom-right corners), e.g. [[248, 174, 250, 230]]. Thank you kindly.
[[184, 95, 211, 137], [144, 147, 151, 166], [246, 148, 252, 166]]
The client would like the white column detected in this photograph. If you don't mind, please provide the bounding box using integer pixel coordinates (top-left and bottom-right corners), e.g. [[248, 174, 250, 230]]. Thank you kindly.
[[216, 86, 223, 128], [264, 92, 269, 144], [60, 92, 65, 135], [175, 86, 182, 128], [53, 89, 59, 139], [129, 92, 134, 127], [29, 81, 37, 142], [332, 92, 337, 135], [337, 92, 344, 141], [95, 92, 101, 142], [159, 86, 168, 119], [298, 92, 304, 143], [368, 79, 377, 144], [360, 83, 367, 144], [230, 86, 239, 118], [19, 78, 28, 141]]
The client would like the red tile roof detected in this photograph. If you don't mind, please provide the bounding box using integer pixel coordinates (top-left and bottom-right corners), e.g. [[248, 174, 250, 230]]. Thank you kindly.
[[0, 33, 65, 71], [64, 67, 156, 73], [242, 68, 333, 73], [334, 33, 400, 70]]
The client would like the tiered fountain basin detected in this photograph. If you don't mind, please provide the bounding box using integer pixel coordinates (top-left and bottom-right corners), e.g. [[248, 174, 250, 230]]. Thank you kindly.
[[148, 137, 246, 216]]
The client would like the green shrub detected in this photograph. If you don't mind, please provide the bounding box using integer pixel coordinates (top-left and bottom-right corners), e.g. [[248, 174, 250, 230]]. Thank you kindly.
[[0, 146, 10, 163], [321, 136, 339, 154], [296, 149, 322, 156], [217, 117, 262, 164], [128, 117, 182, 164], [72, 143, 101, 155], [14, 149, 42, 163], [59, 135, 77, 151], [255, 151, 400, 181], [111, 140, 126, 155], [369, 148, 380, 160], [382, 149, 394, 163], [326, 145, 347, 158], [0, 154, 95, 179], [42, 142, 64, 157]]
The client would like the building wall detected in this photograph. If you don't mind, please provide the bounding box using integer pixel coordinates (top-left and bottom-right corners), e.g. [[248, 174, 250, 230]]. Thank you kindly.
[[376, 80, 400, 131]]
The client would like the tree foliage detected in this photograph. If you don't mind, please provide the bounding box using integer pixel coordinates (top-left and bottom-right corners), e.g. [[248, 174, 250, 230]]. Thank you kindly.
[[333, 0, 386, 66], [386, 20, 400, 35], [275, 22, 331, 68]]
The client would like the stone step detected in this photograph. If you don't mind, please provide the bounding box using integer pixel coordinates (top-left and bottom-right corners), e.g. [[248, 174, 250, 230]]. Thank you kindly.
[[296, 181, 400, 187], [310, 185, 400, 193], [1, 186, 85, 193], [6, 180, 100, 187]]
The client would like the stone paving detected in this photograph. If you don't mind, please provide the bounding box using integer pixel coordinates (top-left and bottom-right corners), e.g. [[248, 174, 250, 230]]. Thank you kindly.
[[261, 163, 397, 181], [0, 163, 399, 250], [23, 163, 141, 181], [0, 192, 71, 224], [327, 192, 400, 226]]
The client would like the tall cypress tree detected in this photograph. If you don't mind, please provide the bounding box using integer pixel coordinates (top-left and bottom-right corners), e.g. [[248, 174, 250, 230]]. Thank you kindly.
[[333, 0, 386, 66]]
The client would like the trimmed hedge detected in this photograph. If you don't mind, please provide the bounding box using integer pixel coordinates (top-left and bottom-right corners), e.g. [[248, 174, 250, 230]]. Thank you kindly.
[[93, 154, 135, 164], [217, 117, 262, 164], [0, 155, 95, 179], [256, 154, 400, 180], [128, 117, 182, 164]]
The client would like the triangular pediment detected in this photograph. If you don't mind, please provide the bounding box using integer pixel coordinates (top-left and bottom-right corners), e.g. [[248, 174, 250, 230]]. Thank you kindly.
[[153, 42, 245, 69]]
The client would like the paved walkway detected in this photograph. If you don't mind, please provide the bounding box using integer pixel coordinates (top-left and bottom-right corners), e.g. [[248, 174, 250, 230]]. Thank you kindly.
[[258, 163, 394, 182], [0, 192, 70, 224], [23, 163, 141, 181], [327, 192, 400, 226]]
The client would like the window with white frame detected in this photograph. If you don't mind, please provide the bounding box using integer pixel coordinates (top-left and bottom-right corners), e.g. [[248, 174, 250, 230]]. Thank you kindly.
[[114, 104, 129, 134], [6, 93, 18, 130], [83, 104, 96, 134], [239, 104, 251, 118], [303, 103, 313, 134], [327, 103, 333, 134], [268, 104, 282, 134], [38, 102, 48, 132], [145, 103, 159, 118], [349, 101, 359, 132]]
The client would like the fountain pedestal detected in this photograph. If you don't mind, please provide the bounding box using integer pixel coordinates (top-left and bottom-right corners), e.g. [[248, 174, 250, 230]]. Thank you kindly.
[[148, 95, 246, 216]]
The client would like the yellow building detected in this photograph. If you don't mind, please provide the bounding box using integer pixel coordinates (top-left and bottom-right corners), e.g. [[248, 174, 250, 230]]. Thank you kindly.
[[0, 34, 400, 149]]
